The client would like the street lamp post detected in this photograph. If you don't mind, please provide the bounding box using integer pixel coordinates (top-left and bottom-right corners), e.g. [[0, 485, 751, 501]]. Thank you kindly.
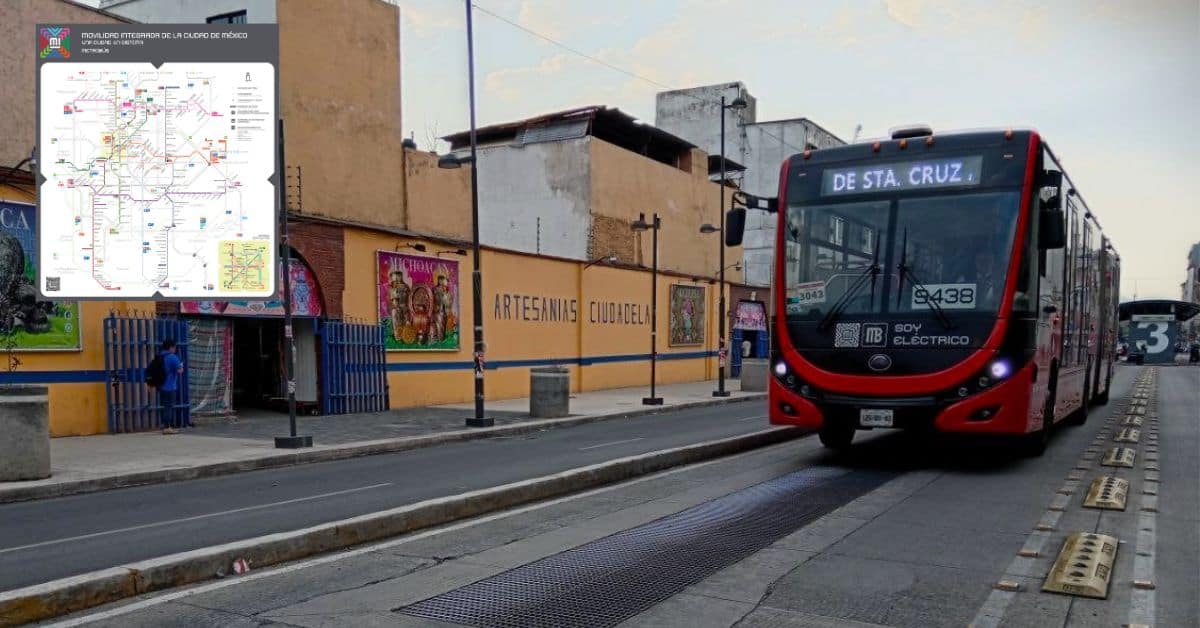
[[705, 93, 747, 398], [437, 0, 492, 428], [275, 119, 312, 449], [632, 213, 663, 405]]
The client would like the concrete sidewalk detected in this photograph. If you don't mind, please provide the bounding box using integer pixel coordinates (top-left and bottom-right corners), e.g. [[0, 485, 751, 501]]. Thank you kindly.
[[0, 379, 762, 504]]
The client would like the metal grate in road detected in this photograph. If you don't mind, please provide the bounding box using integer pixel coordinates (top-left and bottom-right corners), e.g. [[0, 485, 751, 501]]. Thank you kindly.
[[396, 466, 897, 628]]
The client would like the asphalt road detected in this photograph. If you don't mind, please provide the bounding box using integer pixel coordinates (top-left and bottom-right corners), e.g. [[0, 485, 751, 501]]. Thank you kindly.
[[0, 400, 769, 591], [48, 363, 1200, 628]]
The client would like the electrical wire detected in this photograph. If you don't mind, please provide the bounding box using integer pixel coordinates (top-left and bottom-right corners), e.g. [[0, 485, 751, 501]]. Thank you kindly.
[[469, 2, 814, 155]]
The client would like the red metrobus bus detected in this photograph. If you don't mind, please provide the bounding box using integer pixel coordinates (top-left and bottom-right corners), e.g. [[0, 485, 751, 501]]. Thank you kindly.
[[727, 127, 1120, 455]]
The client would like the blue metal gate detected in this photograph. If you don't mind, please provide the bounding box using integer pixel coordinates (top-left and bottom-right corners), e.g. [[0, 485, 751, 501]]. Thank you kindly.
[[731, 328, 744, 377], [319, 320, 389, 415], [104, 314, 191, 433]]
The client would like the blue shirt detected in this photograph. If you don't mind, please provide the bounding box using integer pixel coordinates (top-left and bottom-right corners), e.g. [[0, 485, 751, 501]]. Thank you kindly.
[[161, 351, 183, 391]]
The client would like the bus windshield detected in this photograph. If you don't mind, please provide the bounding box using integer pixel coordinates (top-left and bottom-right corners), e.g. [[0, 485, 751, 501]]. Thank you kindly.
[[783, 191, 1020, 319]]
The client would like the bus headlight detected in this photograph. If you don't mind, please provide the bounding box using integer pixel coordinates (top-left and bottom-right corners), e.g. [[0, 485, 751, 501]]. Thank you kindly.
[[989, 359, 1012, 380], [774, 361, 788, 377]]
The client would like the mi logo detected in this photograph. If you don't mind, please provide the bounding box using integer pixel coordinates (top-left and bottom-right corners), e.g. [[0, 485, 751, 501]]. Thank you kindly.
[[863, 323, 887, 347]]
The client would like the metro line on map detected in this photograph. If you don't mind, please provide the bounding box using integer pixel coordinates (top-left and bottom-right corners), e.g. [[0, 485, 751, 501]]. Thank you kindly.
[[38, 62, 275, 298]]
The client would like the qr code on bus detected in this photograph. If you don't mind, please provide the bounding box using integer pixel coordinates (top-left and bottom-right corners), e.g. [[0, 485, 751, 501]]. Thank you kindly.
[[834, 323, 861, 348]]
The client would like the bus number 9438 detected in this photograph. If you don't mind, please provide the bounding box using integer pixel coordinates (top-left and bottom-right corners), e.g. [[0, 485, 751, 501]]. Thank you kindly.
[[911, 284, 976, 310]]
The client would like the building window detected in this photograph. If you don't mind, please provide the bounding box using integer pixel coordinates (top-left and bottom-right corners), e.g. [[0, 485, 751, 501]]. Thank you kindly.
[[207, 10, 247, 24]]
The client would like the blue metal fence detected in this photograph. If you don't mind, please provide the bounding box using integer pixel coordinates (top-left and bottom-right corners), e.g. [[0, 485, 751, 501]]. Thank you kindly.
[[104, 314, 191, 433], [319, 319, 389, 415]]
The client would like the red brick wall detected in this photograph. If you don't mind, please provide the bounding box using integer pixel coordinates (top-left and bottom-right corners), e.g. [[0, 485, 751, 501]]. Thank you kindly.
[[290, 221, 345, 318]]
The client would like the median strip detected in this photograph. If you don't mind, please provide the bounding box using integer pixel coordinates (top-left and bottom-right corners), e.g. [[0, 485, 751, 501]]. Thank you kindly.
[[0, 425, 802, 626]]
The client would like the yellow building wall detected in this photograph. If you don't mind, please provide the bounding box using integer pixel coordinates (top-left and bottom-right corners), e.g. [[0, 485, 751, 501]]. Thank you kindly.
[[341, 225, 728, 409], [25, 302, 153, 437], [589, 139, 745, 284], [404, 149, 473, 241], [19, 215, 729, 435], [0, 183, 143, 437], [278, 0, 406, 228]]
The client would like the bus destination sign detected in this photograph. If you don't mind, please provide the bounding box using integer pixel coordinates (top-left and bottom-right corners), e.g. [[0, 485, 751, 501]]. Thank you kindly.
[[822, 156, 984, 196]]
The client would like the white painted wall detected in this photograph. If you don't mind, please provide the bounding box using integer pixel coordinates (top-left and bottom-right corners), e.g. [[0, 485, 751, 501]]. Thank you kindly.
[[656, 83, 844, 286], [99, 0, 276, 23], [473, 137, 592, 261]]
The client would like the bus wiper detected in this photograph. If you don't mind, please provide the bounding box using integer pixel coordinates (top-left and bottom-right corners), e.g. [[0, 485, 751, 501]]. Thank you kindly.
[[818, 260, 881, 332], [895, 229, 954, 330]]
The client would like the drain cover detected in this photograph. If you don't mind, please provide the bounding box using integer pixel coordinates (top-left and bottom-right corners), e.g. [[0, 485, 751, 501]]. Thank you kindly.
[[396, 467, 895, 628]]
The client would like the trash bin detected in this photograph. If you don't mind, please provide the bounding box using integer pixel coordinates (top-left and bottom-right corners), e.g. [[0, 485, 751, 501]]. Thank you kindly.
[[740, 358, 768, 392], [0, 386, 51, 481], [530, 366, 570, 418]]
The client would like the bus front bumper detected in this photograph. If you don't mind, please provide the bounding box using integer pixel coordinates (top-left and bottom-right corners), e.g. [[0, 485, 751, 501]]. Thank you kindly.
[[768, 361, 1038, 435]]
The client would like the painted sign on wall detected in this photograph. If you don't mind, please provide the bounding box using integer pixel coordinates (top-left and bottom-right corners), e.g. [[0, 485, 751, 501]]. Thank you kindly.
[[734, 300, 767, 331], [378, 251, 460, 351], [669, 284, 706, 346], [0, 201, 80, 350], [181, 259, 323, 317]]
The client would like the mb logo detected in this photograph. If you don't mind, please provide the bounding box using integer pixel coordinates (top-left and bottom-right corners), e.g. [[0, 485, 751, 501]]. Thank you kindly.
[[863, 323, 887, 347]]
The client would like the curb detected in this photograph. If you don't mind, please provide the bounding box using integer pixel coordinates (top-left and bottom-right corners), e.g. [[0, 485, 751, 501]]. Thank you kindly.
[[0, 425, 802, 627], [0, 393, 764, 505]]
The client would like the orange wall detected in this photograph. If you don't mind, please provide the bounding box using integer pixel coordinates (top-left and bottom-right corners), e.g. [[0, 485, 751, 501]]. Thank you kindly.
[[589, 138, 745, 283], [278, 0, 406, 227], [404, 149, 473, 240], [341, 226, 726, 408]]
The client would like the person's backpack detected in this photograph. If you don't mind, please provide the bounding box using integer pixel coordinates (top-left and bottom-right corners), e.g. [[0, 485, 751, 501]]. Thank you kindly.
[[145, 354, 166, 388]]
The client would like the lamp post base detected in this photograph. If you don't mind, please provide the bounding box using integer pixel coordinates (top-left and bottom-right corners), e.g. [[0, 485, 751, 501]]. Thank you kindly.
[[465, 417, 495, 428], [642, 397, 664, 406], [274, 435, 313, 449], [712, 390, 732, 398]]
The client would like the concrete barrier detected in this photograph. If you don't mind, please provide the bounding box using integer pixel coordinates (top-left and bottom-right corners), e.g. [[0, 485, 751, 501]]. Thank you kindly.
[[0, 386, 50, 482], [740, 358, 769, 392], [0, 426, 804, 626]]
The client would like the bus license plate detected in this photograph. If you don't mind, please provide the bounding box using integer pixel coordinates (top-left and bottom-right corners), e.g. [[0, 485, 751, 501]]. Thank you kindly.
[[860, 409, 894, 427]]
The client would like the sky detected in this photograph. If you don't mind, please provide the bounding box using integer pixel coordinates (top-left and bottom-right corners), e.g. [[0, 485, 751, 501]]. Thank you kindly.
[[397, 0, 1199, 301]]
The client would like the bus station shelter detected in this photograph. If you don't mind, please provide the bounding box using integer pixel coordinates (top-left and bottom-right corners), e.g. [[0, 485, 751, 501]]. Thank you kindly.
[[1118, 300, 1200, 364]]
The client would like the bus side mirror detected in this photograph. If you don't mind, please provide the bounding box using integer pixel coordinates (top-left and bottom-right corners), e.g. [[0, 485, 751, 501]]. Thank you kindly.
[[725, 207, 747, 247], [1039, 206, 1065, 250]]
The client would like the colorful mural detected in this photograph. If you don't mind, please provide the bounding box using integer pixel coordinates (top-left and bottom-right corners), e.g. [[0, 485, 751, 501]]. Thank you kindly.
[[181, 259, 323, 317], [377, 251, 460, 351], [734, 300, 767, 331], [669, 284, 706, 346], [0, 201, 80, 350]]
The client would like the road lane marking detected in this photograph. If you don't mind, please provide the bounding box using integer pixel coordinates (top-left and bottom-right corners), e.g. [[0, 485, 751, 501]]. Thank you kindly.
[[578, 438, 644, 451], [42, 443, 781, 627], [0, 483, 392, 556], [971, 372, 1142, 628], [738, 414, 768, 422]]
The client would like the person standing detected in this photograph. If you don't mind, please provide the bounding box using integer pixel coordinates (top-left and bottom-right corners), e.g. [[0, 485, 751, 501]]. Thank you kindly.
[[157, 339, 184, 434]]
